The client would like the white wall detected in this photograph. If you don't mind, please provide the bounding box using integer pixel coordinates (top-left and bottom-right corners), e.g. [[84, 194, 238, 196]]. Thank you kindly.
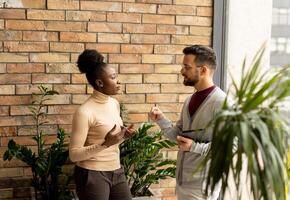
[[224, 1, 273, 199], [226, 0, 273, 88]]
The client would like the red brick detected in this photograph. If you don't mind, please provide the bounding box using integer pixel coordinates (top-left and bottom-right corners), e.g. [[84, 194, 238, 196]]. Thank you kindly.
[[176, 16, 212, 26], [0, 158, 29, 168], [27, 10, 65, 20], [174, 0, 212, 6], [143, 14, 174, 24], [190, 26, 212, 36], [45, 21, 86, 31], [128, 113, 148, 123], [121, 44, 153, 53], [0, 85, 15, 95], [47, 0, 79, 10], [161, 84, 193, 93], [17, 125, 59, 136], [46, 63, 79, 73], [7, 64, 45, 73], [86, 44, 120, 53], [157, 25, 188, 35], [50, 42, 84, 53], [107, 13, 141, 23], [23, 31, 58, 41], [123, 3, 157, 13], [1, 0, 46, 9], [109, 54, 141, 64], [81, 1, 122, 12], [44, 114, 73, 125], [60, 32, 96, 42], [0, 64, 6, 73], [142, 54, 174, 64], [15, 84, 52, 95], [4, 41, 49, 52], [6, 20, 45, 30], [66, 11, 106, 21], [30, 53, 70, 63], [147, 94, 178, 103], [136, 0, 172, 4], [158, 5, 196, 15], [154, 45, 185, 54], [123, 24, 156, 34], [10, 105, 36, 116], [0, 53, 28, 63], [155, 64, 181, 73], [0, 30, 22, 40], [0, 188, 13, 198], [0, 168, 23, 178], [158, 103, 183, 112], [88, 22, 122, 33], [53, 84, 86, 94], [144, 74, 178, 83], [197, 6, 213, 16], [72, 94, 90, 104], [0, 96, 31, 106], [115, 94, 145, 103], [172, 35, 211, 45], [120, 64, 154, 74], [131, 34, 170, 44], [98, 33, 130, 43], [0, 19, 3, 29], [0, 74, 30, 84], [72, 74, 87, 84], [118, 74, 142, 83], [123, 103, 153, 113], [36, 94, 71, 104], [0, 127, 17, 136], [126, 84, 159, 93], [0, 9, 25, 19], [0, 106, 9, 116], [32, 74, 70, 84], [48, 105, 79, 114]]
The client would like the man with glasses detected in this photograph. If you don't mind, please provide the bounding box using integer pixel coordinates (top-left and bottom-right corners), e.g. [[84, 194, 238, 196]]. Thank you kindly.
[[149, 45, 226, 200]]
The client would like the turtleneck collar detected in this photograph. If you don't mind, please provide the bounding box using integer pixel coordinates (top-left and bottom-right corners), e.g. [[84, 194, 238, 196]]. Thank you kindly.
[[91, 90, 109, 103]]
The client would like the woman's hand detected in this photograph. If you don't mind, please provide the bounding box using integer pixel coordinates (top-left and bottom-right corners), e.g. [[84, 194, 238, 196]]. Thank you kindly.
[[122, 124, 135, 139], [102, 125, 126, 147]]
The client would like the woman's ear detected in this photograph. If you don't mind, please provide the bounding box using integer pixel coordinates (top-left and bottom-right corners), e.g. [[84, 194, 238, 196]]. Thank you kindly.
[[96, 79, 104, 88]]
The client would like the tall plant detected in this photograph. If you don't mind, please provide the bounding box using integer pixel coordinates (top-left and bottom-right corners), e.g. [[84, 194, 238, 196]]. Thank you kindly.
[[204, 47, 290, 199], [3, 86, 72, 200], [120, 123, 176, 197]]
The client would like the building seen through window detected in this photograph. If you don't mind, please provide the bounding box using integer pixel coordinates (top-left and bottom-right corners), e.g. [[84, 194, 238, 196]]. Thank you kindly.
[[271, 0, 290, 67]]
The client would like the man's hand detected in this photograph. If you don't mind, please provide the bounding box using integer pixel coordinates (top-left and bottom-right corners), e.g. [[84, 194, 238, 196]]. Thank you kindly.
[[176, 135, 193, 151], [149, 106, 165, 122]]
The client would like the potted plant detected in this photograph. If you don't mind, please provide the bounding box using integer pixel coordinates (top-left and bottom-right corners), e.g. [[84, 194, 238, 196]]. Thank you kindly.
[[120, 123, 177, 199], [204, 47, 290, 200], [3, 86, 73, 200]]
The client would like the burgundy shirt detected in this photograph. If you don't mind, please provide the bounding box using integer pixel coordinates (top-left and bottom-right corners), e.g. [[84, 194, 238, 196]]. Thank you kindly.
[[188, 85, 216, 117]]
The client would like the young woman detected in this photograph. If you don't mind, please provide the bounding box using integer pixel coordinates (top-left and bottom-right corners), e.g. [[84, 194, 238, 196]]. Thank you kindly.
[[69, 49, 133, 200]]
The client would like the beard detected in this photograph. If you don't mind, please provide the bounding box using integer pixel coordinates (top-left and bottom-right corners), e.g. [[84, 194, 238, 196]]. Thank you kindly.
[[183, 74, 199, 86]]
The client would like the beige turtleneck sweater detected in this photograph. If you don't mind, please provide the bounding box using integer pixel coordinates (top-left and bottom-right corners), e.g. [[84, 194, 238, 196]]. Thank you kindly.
[[69, 90, 123, 171]]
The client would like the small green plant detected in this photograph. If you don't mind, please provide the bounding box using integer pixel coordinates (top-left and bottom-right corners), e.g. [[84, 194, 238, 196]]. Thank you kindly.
[[204, 47, 290, 200], [120, 123, 177, 197], [3, 86, 72, 200]]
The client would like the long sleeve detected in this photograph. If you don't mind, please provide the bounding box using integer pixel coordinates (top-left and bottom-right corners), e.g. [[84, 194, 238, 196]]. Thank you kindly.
[[69, 108, 106, 162], [156, 117, 182, 142]]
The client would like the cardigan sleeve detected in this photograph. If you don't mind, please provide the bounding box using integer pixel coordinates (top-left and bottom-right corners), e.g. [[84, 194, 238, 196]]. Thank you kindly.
[[69, 108, 107, 162]]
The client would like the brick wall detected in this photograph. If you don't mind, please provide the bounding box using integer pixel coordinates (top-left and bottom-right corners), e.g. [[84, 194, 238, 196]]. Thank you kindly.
[[0, 0, 213, 199]]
